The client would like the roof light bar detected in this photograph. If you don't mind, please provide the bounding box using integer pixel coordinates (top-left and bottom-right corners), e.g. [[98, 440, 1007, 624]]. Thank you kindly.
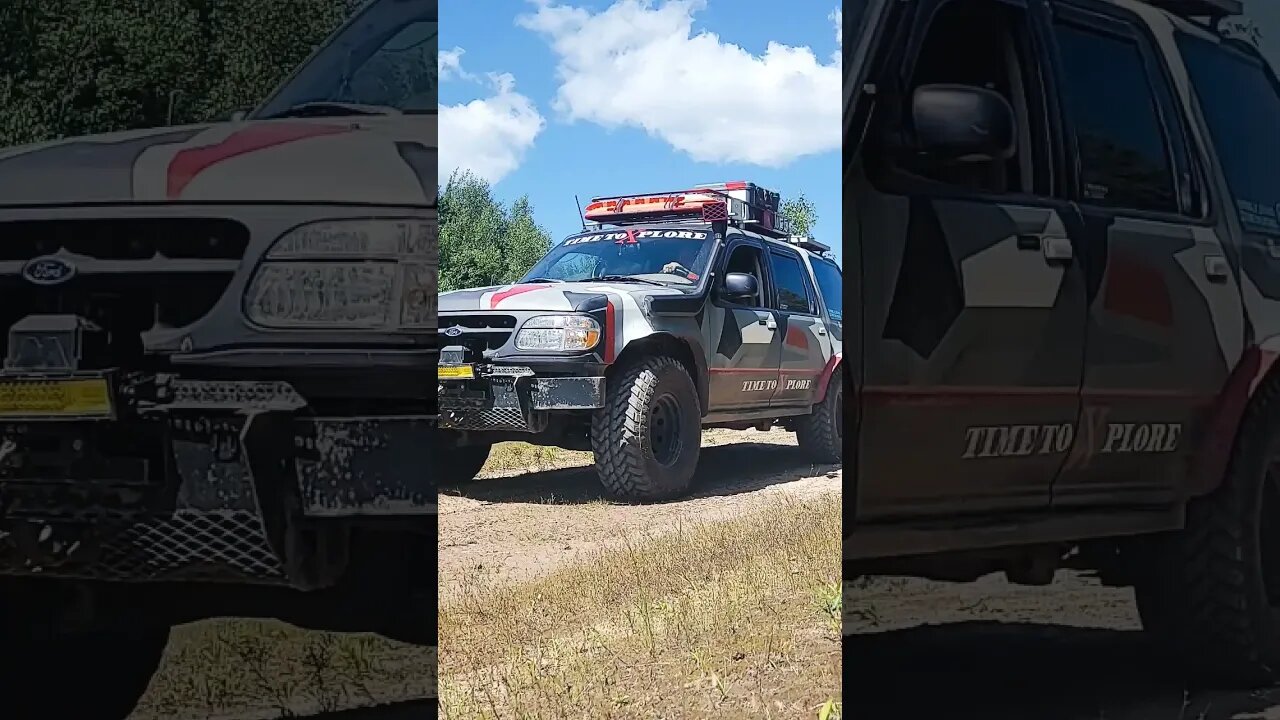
[[583, 181, 796, 238]]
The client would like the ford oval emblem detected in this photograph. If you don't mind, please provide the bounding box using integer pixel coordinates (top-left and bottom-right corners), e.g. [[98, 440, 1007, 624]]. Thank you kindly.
[[21, 256, 77, 286], [443, 325, 465, 338]]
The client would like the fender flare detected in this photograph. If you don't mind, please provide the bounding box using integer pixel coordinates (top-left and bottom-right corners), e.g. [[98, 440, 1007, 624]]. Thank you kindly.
[[1188, 337, 1280, 497], [813, 352, 844, 404]]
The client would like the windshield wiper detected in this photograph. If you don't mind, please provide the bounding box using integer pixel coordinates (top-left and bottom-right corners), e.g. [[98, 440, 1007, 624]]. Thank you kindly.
[[594, 275, 668, 287], [522, 277, 565, 284], [258, 101, 404, 119]]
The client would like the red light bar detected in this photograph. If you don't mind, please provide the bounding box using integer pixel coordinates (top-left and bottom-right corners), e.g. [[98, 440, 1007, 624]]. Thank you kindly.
[[583, 190, 723, 223]]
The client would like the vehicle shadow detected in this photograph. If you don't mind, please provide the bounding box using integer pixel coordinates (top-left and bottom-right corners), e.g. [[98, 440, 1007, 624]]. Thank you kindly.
[[439, 441, 840, 505], [309, 699, 437, 718], [846, 621, 1280, 719]]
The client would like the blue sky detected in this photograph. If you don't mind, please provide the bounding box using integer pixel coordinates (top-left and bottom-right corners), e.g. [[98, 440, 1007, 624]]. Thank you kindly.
[[439, 0, 842, 264]]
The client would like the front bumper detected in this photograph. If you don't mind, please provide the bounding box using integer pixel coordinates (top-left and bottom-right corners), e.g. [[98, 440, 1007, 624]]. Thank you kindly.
[[0, 371, 435, 587], [437, 355, 605, 432]]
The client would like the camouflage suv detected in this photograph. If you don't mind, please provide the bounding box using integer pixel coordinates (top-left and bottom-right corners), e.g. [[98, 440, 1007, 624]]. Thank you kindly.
[[0, 1, 435, 716], [438, 181, 843, 501], [845, 0, 1280, 689]]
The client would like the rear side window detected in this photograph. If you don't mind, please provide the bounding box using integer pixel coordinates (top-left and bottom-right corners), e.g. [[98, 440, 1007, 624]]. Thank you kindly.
[[769, 250, 815, 314], [810, 258, 843, 323], [1054, 23, 1179, 213], [1178, 33, 1280, 238]]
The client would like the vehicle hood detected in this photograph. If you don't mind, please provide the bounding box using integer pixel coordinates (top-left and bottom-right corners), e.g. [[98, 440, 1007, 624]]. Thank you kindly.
[[0, 116, 435, 207], [439, 281, 688, 312]]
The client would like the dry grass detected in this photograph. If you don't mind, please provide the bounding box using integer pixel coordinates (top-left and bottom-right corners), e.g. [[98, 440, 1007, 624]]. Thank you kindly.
[[437, 493, 842, 719], [131, 621, 435, 719], [478, 442, 592, 477]]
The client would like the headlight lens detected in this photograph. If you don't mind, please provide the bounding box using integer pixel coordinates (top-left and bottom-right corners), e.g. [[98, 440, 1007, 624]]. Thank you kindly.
[[514, 315, 601, 352], [244, 219, 435, 330]]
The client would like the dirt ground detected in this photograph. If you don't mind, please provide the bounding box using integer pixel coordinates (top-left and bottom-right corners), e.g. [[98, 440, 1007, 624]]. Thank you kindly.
[[437, 427, 843, 718], [438, 427, 841, 594], [847, 570, 1280, 719]]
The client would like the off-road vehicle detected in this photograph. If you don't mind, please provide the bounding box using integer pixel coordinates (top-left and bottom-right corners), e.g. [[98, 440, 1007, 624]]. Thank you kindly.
[[844, 0, 1280, 688], [0, 1, 435, 716], [437, 181, 843, 501]]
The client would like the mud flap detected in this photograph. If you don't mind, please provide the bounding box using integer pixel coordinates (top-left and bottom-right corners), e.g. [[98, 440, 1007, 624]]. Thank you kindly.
[[293, 417, 436, 517]]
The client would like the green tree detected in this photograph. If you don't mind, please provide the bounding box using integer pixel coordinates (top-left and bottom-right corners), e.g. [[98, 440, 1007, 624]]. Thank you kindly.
[[438, 170, 552, 292], [781, 192, 819, 237], [0, 0, 358, 147]]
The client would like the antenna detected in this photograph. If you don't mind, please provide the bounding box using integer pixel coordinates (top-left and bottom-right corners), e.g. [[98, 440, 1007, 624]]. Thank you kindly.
[[575, 195, 587, 231]]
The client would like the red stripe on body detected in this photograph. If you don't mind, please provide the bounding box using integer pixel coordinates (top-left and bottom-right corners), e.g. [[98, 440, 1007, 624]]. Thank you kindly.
[[166, 123, 351, 199], [604, 300, 617, 364], [488, 285, 543, 309], [784, 325, 809, 350]]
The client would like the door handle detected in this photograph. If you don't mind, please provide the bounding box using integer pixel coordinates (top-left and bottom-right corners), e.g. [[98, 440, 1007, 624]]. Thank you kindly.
[[765, 317, 777, 331], [1040, 236, 1073, 263], [1205, 255, 1229, 282], [816, 325, 828, 336]]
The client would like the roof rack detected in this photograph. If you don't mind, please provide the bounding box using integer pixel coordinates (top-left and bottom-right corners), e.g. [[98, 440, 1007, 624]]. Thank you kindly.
[[1139, 0, 1242, 20], [786, 235, 831, 254], [582, 181, 796, 239]]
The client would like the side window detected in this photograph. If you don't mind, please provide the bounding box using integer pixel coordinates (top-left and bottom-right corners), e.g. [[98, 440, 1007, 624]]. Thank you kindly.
[[769, 251, 815, 315], [869, 0, 1050, 196], [1178, 33, 1280, 239], [721, 243, 766, 308], [1054, 23, 1178, 214], [810, 259, 843, 324]]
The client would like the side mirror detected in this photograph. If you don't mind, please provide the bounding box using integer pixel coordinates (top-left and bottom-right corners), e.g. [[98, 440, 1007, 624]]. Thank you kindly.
[[910, 84, 1016, 163], [723, 272, 758, 301]]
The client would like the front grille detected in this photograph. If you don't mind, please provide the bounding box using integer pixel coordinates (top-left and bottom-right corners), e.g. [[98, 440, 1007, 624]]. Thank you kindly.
[[0, 218, 248, 369], [440, 408, 532, 431], [93, 509, 285, 582], [440, 314, 516, 358]]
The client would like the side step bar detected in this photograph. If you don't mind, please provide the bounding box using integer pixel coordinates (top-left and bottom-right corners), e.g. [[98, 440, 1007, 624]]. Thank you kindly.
[[844, 505, 1186, 560]]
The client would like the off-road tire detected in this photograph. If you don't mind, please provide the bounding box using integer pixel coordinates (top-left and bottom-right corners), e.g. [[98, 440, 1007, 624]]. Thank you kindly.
[[1134, 380, 1280, 688], [796, 369, 842, 464], [441, 443, 492, 485], [592, 355, 701, 502], [2, 626, 170, 719]]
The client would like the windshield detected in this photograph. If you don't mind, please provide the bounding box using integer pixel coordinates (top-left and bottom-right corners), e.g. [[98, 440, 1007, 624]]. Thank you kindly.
[[252, 0, 436, 118], [521, 228, 717, 286]]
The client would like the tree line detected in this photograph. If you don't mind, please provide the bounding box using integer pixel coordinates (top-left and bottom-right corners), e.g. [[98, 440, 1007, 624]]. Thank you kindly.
[[0, 0, 363, 148], [437, 170, 823, 292]]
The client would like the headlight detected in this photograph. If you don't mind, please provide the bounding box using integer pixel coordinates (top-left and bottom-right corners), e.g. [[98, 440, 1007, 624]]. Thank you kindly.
[[514, 315, 601, 352], [244, 219, 435, 330]]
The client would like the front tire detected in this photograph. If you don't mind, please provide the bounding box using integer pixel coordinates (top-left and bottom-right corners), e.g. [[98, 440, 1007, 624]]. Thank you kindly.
[[1135, 381, 1280, 687], [796, 369, 842, 464], [1, 626, 170, 719], [592, 356, 702, 502]]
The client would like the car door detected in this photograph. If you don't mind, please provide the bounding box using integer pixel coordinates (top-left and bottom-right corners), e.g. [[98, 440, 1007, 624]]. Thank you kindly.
[[767, 245, 829, 408], [852, 0, 1089, 519], [705, 235, 783, 411], [1044, 3, 1245, 508]]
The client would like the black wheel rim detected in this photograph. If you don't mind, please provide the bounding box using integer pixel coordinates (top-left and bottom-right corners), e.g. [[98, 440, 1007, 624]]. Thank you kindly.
[[649, 393, 683, 466]]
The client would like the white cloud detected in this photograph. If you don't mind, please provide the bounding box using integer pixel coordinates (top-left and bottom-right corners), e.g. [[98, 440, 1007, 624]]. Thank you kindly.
[[439, 71, 546, 185], [831, 8, 842, 49], [439, 46, 475, 82], [517, 0, 840, 167]]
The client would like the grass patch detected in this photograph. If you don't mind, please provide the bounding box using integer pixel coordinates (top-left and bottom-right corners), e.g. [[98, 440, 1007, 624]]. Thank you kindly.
[[479, 442, 592, 477], [133, 620, 435, 719], [437, 493, 841, 719]]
